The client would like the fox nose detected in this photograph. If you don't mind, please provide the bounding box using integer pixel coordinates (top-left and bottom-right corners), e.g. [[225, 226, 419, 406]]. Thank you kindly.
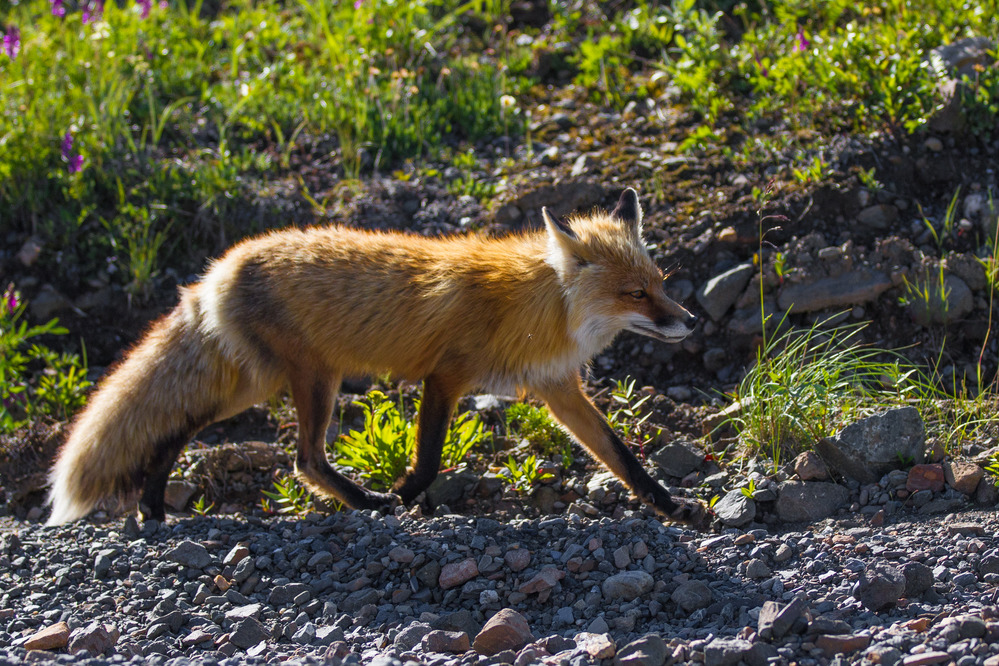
[[685, 312, 699, 329]]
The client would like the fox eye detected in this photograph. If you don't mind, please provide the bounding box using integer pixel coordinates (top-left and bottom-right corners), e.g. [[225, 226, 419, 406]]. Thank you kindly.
[[629, 289, 647, 299]]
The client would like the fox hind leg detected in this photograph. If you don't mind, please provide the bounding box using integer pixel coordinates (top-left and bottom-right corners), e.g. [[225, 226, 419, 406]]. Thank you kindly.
[[290, 370, 400, 511], [138, 419, 212, 522]]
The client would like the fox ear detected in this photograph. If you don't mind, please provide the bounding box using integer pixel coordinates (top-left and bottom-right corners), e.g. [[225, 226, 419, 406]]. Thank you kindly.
[[611, 187, 643, 236], [542, 206, 577, 241], [543, 206, 586, 276]]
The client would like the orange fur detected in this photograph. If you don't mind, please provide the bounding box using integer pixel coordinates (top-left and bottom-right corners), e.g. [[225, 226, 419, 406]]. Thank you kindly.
[[46, 188, 702, 525]]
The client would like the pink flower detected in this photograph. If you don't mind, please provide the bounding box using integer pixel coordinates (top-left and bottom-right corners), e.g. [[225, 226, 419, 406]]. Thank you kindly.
[[137, 0, 152, 18], [51, 0, 66, 17], [3, 25, 19, 60], [69, 154, 84, 174], [354, 0, 362, 8], [794, 27, 810, 53]]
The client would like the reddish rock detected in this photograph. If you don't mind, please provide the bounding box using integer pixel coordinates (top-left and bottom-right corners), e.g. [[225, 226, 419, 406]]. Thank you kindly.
[[439, 558, 479, 590], [504, 548, 531, 572], [25, 622, 70, 651], [816, 633, 871, 656], [901, 652, 952, 666], [518, 567, 564, 595], [794, 451, 829, 481], [906, 464, 944, 493], [473, 608, 534, 656], [944, 461, 985, 495]]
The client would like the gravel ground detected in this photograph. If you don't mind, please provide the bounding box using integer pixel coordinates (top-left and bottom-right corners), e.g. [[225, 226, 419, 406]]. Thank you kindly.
[[3, 500, 999, 666]]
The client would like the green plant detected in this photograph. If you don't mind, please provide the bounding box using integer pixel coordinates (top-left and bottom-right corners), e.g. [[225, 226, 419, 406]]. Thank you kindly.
[[607, 377, 653, 441], [191, 494, 214, 516], [916, 186, 961, 250], [506, 403, 573, 462], [899, 265, 950, 327], [0, 285, 91, 433], [791, 154, 829, 184], [499, 453, 553, 494], [333, 390, 491, 491], [261, 473, 314, 516], [857, 167, 882, 192], [739, 479, 757, 498]]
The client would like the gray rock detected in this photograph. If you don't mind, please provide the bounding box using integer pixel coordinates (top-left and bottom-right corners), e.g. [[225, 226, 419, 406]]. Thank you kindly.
[[670, 580, 713, 613], [713, 490, 756, 527], [164, 541, 212, 570], [229, 617, 269, 649], [649, 440, 704, 478], [426, 469, 479, 508], [775, 481, 849, 523], [704, 637, 754, 666], [777, 270, 892, 313], [422, 630, 471, 654], [815, 407, 926, 484], [929, 36, 995, 79], [394, 622, 432, 651], [615, 634, 669, 666], [856, 204, 898, 230], [602, 570, 654, 601], [696, 263, 755, 321], [855, 563, 905, 610], [758, 597, 808, 640], [901, 561, 934, 597]]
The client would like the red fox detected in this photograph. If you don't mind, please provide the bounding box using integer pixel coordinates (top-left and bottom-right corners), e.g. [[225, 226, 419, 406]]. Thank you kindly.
[[46, 188, 702, 526]]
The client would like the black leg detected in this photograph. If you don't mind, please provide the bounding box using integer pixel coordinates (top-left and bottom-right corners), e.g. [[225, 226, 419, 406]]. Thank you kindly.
[[394, 374, 460, 504]]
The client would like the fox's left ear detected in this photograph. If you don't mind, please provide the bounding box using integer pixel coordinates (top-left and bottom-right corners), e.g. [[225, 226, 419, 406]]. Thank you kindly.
[[611, 187, 643, 236]]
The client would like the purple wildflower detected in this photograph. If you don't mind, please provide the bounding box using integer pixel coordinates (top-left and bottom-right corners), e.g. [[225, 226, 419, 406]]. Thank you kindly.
[[3, 25, 20, 60], [61, 131, 74, 160], [354, 0, 362, 9], [137, 0, 152, 19], [51, 0, 66, 17], [4, 289, 17, 315], [82, 0, 105, 24], [62, 131, 84, 173], [794, 26, 810, 53]]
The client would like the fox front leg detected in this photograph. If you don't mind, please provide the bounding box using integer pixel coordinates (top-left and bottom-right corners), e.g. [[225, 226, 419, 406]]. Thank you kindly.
[[393, 373, 464, 505], [535, 374, 707, 528]]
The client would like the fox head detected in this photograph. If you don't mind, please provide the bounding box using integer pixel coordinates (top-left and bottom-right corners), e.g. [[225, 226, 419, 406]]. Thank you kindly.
[[543, 188, 698, 355]]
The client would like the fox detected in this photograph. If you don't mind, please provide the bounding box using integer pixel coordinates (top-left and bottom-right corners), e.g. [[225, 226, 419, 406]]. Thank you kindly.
[[46, 187, 703, 527]]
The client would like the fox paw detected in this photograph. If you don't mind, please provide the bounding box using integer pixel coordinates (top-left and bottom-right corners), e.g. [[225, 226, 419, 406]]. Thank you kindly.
[[369, 491, 402, 514], [668, 499, 710, 530]]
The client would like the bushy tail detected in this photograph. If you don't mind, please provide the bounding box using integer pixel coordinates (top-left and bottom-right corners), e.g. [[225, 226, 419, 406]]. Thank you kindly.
[[46, 298, 245, 525]]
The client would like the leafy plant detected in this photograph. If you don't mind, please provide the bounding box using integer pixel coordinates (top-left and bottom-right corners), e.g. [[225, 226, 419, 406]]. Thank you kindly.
[[506, 402, 573, 463], [0, 285, 91, 433], [607, 377, 653, 442], [261, 473, 314, 516], [499, 454, 553, 494], [191, 495, 214, 516], [333, 390, 491, 491]]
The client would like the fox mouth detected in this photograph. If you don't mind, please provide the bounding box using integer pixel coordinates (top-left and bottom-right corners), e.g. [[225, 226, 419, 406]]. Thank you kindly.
[[628, 322, 693, 344]]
